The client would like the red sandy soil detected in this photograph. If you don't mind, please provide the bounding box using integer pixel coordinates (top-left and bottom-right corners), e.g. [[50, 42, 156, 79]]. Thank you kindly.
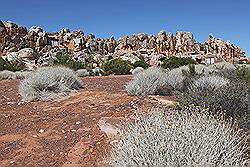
[[0, 75, 175, 167]]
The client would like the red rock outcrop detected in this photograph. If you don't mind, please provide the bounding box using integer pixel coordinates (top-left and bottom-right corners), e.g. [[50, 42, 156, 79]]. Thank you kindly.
[[0, 20, 246, 67]]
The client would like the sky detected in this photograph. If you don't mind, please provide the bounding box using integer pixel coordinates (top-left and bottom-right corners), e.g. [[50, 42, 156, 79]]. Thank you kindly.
[[1, 0, 250, 56]]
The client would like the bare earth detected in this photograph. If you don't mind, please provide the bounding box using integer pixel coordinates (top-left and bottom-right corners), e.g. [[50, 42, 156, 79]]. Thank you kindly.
[[0, 75, 174, 167]]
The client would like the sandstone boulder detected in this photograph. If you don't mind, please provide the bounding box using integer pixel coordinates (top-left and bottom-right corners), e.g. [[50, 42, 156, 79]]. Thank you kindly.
[[18, 48, 35, 60], [29, 26, 43, 34]]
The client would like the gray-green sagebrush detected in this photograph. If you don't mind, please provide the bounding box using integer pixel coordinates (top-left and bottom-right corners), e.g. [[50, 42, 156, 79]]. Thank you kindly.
[[108, 106, 248, 166], [19, 66, 82, 101]]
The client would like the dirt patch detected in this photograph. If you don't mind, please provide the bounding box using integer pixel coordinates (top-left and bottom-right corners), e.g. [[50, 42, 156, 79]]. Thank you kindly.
[[0, 75, 175, 166]]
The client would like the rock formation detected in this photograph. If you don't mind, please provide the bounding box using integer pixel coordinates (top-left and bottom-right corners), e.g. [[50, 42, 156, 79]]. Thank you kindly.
[[0, 20, 246, 69]]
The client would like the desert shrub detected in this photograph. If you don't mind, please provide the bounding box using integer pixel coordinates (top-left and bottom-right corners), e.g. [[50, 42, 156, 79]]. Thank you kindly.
[[0, 57, 5, 71], [209, 62, 236, 79], [76, 69, 90, 77], [161, 56, 196, 69], [235, 65, 250, 87], [15, 71, 31, 79], [53, 52, 86, 70], [191, 75, 230, 91], [126, 67, 172, 96], [131, 67, 144, 75], [179, 75, 248, 120], [165, 66, 189, 92], [0, 70, 16, 80], [127, 66, 194, 95], [19, 66, 82, 101], [103, 58, 132, 75], [212, 62, 236, 71], [109, 106, 247, 166], [0, 57, 26, 72], [195, 64, 216, 75], [132, 56, 150, 69]]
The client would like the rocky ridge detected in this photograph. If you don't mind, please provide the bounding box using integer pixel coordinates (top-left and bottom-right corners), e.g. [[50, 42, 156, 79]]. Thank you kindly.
[[0, 20, 246, 70]]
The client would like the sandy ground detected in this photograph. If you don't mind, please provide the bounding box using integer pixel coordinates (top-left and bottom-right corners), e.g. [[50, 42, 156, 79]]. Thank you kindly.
[[0, 75, 175, 167]]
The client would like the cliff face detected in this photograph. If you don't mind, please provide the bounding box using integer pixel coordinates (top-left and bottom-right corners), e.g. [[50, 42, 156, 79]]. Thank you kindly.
[[0, 20, 246, 68]]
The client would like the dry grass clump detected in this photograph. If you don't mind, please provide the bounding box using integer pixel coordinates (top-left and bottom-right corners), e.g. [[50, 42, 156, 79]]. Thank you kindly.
[[179, 75, 248, 120], [0, 70, 16, 80], [131, 67, 144, 75], [126, 67, 172, 96], [15, 71, 31, 79], [108, 106, 248, 166], [19, 66, 82, 101], [192, 75, 230, 91], [76, 69, 90, 77]]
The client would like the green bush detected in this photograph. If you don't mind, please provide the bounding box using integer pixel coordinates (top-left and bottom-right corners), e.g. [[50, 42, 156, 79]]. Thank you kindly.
[[0, 57, 5, 71], [0, 57, 26, 72], [103, 58, 132, 75], [132, 56, 149, 69], [161, 56, 196, 69], [53, 52, 86, 70]]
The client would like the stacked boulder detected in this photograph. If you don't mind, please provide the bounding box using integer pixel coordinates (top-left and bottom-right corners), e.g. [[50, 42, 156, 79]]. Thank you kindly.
[[0, 20, 246, 70]]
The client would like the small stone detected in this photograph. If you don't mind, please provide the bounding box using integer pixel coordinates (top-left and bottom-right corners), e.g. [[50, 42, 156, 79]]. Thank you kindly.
[[75, 121, 81, 125], [39, 129, 45, 133], [71, 129, 76, 132], [33, 135, 38, 138]]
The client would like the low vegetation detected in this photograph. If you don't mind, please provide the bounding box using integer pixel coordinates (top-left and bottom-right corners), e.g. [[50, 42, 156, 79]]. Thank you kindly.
[[131, 67, 144, 75], [109, 106, 247, 166], [19, 66, 82, 101], [0, 57, 26, 72], [76, 69, 90, 77], [103, 58, 132, 75], [126, 67, 172, 96], [161, 56, 196, 69], [0, 70, 16, 80], [53, 52, 86, 70], [132, 56, 150, 69], [179, 77, 248, 120], [15, 71, 31, 79]]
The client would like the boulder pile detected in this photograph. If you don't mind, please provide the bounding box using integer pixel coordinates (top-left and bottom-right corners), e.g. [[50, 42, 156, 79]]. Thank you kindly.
[[0, 20, 246, 69]]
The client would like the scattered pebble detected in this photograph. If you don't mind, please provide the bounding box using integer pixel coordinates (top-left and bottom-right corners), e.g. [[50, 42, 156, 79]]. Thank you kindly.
[[71, 129, 76, 132], [39, 129, 45, 133], [33, 135, 38, 138], [7, 102, 16, 105], [75, 121, 81, 125]]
